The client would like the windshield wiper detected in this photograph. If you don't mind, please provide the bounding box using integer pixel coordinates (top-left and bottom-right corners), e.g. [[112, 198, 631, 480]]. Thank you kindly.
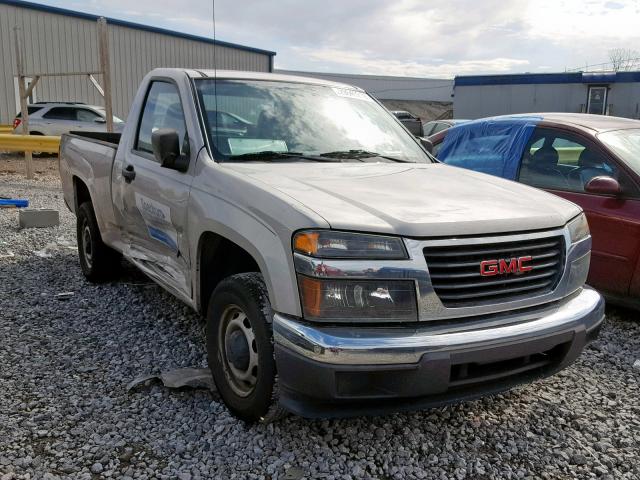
[[318, 149, 410, 163], [226, 151, 341, 162]]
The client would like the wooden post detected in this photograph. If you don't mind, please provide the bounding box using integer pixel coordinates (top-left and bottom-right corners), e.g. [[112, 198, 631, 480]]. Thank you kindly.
[[24, 75, 40, 99], [13, 26, 34, 180], [97, 18, 114, 133]]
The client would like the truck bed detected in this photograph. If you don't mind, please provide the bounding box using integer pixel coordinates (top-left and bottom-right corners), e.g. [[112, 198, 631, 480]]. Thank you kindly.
[[67, 130, 122, 145], [59, 131, 120, 232]]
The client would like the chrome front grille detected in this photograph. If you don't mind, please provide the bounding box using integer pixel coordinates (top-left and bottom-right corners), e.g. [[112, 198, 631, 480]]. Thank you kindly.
[[424, 235, 565, 308]]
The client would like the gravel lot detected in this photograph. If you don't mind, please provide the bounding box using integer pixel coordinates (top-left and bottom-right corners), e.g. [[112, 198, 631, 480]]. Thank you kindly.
[[1, 156, 639, 480]]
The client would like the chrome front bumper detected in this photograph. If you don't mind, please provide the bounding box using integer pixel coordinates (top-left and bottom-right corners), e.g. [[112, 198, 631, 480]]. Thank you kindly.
[[273, 287, 604, 366]]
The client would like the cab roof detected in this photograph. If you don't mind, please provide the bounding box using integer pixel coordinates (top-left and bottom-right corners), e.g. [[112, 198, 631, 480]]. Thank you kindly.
[[187, 69, 365, 91]]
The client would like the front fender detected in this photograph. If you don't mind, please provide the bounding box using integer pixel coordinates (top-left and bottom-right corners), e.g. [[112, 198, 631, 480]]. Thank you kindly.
[[188, 155, 329, 317]]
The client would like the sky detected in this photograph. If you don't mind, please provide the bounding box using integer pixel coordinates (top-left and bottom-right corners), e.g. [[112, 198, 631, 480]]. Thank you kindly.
[[30, 0, 640, 78]]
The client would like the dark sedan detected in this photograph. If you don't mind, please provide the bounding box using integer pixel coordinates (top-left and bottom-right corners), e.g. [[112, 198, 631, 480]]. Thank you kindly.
[[429, 113, 640, 307]]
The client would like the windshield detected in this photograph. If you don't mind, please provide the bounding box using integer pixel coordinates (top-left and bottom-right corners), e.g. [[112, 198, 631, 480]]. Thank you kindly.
[[194, 79, 430, 163], [598, 129, 640, 176]]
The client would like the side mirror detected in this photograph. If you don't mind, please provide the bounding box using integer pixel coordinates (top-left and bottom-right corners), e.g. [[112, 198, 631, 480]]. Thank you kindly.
[[419, 137, 434, 153], [585, 176, 621, 196], [94, 118, 106, 124], [152, 128, 189, 172]]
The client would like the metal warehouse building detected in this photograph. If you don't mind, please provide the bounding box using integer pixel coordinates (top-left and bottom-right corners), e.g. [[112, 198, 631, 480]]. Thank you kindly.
[[0, 0, 275, 124], [277, 70, 454, 121], [453, 71, 640, 120]]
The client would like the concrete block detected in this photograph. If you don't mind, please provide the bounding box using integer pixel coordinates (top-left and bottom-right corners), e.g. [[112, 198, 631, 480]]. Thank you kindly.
[[18, 209, 59, 228]]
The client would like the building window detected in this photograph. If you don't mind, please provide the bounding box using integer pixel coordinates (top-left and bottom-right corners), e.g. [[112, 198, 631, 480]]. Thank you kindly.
[[587, 86, 608, 115]]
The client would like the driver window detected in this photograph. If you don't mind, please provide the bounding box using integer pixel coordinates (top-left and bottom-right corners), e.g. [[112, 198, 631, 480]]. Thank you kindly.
[[519, 130, 618, 193], [136, 81, 187, 158]]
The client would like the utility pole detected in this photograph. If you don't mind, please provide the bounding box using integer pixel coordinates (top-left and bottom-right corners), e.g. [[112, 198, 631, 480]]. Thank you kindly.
[[13, 26, 34, 180], [97, 18, 114, 133]]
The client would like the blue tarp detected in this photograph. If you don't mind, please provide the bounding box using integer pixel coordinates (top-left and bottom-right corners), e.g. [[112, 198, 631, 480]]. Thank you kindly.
[[437, 117, 541, 180]]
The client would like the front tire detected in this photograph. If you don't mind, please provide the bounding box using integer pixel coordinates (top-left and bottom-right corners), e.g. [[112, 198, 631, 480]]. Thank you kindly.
[[76, 202, 121, 282], [206, 273, 285, 422]]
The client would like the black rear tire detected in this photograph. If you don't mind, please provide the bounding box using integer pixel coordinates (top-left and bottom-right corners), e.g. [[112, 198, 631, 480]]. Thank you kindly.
[[206, 273, 286, 423], [76, 201, 121, 282]]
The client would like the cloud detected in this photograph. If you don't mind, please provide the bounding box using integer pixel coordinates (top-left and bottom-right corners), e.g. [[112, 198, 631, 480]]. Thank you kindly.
[[288, 47, 529, 78], [32, 0, 640, 76]]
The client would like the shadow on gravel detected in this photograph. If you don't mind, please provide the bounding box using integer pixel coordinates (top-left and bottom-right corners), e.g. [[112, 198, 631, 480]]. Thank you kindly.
[[606, 303, 640, 321]]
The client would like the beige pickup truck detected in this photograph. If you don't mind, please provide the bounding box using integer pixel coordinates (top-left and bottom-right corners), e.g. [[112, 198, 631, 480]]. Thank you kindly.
[[59, 68, 604, 421]]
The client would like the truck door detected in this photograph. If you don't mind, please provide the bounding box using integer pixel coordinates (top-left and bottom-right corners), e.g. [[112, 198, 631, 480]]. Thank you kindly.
[[115, 80, 194, 300]]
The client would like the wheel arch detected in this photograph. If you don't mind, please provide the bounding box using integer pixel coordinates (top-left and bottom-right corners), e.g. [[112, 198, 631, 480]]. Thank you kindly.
[[73, 175, 92, 212], [196, 230, 270, 316]]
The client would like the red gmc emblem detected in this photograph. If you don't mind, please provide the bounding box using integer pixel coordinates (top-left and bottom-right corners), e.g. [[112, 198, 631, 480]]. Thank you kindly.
[[480, 256, 533, 276]]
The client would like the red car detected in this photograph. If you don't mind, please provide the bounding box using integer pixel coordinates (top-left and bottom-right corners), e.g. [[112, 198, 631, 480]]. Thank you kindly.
[[429, 113, 640, 307]]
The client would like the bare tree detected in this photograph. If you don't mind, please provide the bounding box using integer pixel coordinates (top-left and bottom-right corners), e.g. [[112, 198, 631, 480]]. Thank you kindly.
[[608, 48, 640, 71]]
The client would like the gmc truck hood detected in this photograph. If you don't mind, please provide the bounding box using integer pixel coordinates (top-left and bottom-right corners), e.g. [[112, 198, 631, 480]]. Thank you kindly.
[[224, 162, 581, 237]]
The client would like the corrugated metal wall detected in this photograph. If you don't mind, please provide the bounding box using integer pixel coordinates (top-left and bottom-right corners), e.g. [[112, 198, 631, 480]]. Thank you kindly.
[[0, 2, 272, 123], [454, 84, 588, 119], [453, 83, 640, 120], [608, 83, 640, 119]]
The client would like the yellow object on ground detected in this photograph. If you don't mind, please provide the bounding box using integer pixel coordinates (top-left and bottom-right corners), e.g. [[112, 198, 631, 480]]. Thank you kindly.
[[0, 125, 13, 134], [0, 134, 60, 153]]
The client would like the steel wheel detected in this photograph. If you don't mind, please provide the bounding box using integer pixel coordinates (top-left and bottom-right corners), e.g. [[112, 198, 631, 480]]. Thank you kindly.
[[81, 221, 93, 269], [219, 304, 258, 397], [206, 273, 284, 422], [76, 202, 121, 282]]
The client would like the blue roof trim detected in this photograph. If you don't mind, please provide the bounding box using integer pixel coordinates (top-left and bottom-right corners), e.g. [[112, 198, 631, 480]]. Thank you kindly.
[[616, 71, 640, 83], [581, 72, 617, 83], [455, 73, 582, 86], [0, 0, 276, 57], [455, 71, 640, 87]]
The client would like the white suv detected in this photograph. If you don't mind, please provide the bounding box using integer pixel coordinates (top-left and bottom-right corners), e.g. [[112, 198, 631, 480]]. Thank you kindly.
[[13, 102, 124, 136]]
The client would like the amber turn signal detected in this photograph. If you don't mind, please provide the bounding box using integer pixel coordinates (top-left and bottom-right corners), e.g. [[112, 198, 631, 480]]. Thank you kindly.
[[298, 275, 323, 317], [293, 231, 319, 256], [293, 230, 407, 259]]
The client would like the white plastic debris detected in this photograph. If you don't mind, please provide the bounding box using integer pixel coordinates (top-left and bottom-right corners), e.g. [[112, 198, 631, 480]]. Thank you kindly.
[[33, 243, 57, 258], [33, 237, 77, 258], [56, 236, 77, 250]]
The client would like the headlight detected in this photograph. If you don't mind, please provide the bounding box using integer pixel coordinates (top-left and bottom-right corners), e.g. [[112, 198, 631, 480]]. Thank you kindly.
[[293, 230, 415, 321], [297, 276, 418, 322], [567, 213, 589, 243], [293, 230, 407, 259]]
